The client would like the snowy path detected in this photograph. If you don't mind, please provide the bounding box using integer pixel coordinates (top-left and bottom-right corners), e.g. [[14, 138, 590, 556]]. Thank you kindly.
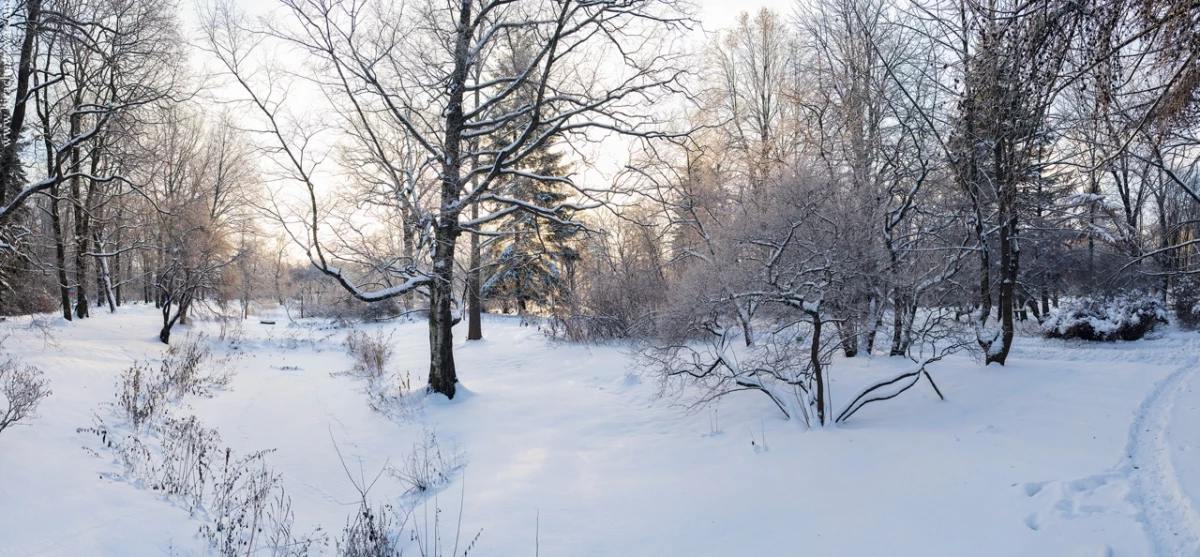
[[1129, 343, 1200, 557], [1022, 333, 1200, 556]]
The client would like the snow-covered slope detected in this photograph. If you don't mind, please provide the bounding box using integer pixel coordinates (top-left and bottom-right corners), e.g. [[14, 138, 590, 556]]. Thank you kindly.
[[1, 305, 1197, 556]]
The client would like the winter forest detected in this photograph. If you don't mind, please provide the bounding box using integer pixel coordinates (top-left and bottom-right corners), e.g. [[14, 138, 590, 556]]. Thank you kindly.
[[1, 0, 1200, 554]]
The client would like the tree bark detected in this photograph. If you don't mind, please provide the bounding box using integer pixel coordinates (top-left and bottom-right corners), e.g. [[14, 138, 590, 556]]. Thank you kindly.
[[989, 138, 1017, 365], [890, 288, 909, 356], [69, 113, 89, 319], [114, 223, 123, 306], [50, 182, 71, 320], [428, 224, 459, 397], [425, 0, 473, 398], [809, 309, 826, 426], [467, 200, 482, 340], [0, 0, 41, 208]]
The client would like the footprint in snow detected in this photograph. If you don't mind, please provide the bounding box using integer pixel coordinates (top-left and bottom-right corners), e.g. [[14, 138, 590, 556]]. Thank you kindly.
[[1023, 481, 1047, 497]]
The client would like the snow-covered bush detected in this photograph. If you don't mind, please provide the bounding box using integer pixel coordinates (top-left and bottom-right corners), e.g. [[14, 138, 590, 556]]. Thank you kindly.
[[389, 429, 466, 495], [1173, 277, 1200, 330], [162, 333, 211, 395], [84, 409, 323, 555], [339, 330, 419, 420], [85, 340, 319, 556], [336, 500, 405, 557], [0, 282, 57, 315], [344, 330, 394, 382], [117, 335, 232, 428], [203, 450, 324, 557], [162, 333, 235, 397], [157, 415, 221, 503], [1042, 294, 1167, 341], [549, 214, 665, 342], [217, 314, 245, 346], [359, 299, 406, 323], [117, 362, 166, 429], [0, 357, 50, 437]]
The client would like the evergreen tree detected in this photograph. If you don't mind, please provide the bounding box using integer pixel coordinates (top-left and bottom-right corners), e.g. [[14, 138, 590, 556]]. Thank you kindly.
[[480, 141, 580, 315], [477, 36, 581, 317]]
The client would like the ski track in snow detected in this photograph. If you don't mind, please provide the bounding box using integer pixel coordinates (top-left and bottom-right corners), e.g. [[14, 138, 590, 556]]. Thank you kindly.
[[1029, 335, 1200, 556], [1128, 342, 1200, 557]]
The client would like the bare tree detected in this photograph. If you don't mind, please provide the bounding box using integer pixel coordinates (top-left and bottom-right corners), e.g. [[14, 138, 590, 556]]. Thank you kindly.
[[0, 355, 49, 437], [200, 0, 691, 397]]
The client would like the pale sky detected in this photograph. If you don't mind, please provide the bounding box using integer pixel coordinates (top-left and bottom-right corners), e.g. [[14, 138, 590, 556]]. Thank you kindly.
[[208, 0, 801, 34], [695, 0, 799, 32], [183, 0, 804, 225]]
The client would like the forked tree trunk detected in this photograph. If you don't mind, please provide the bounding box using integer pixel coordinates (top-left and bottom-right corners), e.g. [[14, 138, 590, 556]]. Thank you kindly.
[[989, 139, 1017, 366], [992, 221, 1017, 364], [159, 291, 192, 344], [99, 257, 116, 312]]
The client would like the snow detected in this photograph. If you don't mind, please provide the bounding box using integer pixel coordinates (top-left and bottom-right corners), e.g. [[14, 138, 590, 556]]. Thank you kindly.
[[2, 306, 1200, 556]]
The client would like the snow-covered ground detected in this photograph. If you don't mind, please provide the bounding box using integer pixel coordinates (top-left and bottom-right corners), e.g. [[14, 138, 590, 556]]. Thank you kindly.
[[1, 305, 1199, 556]]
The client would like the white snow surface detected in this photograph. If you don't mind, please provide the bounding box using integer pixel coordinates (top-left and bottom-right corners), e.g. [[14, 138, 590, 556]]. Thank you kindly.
[[2, 305, 1200, 556]]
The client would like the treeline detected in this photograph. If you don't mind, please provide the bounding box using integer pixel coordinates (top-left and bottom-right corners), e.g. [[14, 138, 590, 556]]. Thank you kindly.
[[0, 0, 264, 343]]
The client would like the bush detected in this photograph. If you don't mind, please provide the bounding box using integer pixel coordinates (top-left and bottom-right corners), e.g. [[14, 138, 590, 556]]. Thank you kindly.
[[389, 428, 466, 495], [1042, 294, 1168, 341], [1173, 277, 1200, 330], [162, 333, 234, 397], [86, 358, 321, 556], [203, 449, 323, 557], [117, 362, 166, 430], [344, 330, 394, 382], [337, 501, 404, 557], [116, 335, 234, 419], [0, 357, 50, 436]]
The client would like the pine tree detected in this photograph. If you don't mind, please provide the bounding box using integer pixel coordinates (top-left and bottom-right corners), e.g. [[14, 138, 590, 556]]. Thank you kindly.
[[480, 141, 580, 316], [473, 35, 583, 319]]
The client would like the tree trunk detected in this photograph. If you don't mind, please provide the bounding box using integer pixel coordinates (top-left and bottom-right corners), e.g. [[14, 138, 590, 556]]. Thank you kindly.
[[159, 291, 191, 344], [50, 182, 71, 320], [114, 224, 123, 306], [96, 234, 117, 313], [737, 301, 754, 347], [837, 317, 858, 357], [809, 309, 826, 426], [0, 0, 40, 208], [69, 113, 89, 320], [467, 201, 482, 340], [977, 223, 991, 328], [424, 0, 473, 398], [428, 224, 459, 397], [989, 139, 1017, 366], [890, 293, 904, 356], [864, 295, 881, 355]]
